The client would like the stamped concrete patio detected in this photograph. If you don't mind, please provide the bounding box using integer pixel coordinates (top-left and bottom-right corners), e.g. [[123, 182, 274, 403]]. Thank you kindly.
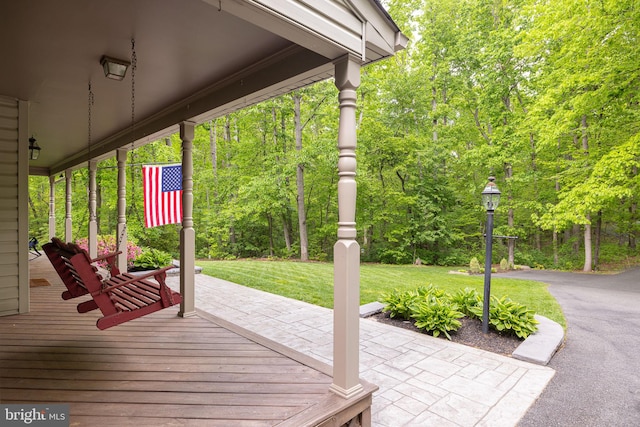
[[167, 274, 555, 426]]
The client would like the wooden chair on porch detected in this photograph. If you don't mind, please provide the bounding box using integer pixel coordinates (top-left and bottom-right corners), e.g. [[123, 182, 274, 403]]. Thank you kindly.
[[28, 237, 42, 259], [43, 238, 182, 330]]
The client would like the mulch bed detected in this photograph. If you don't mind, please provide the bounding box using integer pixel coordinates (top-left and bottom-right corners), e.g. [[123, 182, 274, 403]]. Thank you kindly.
[[370, 312, 523, 357]]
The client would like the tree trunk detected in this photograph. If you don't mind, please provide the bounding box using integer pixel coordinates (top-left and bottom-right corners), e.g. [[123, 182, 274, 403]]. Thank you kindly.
[[583, 220, 592, 271], [553, 155, 560, 266], [553, 228, 559, 266], [209, 119, 218, 200], [293, 93, 309, 261], [282, 214, 292, 252], [432, 79, 438, 143], [581, 115, 592, 272], [572, 224, 581, 254], [224, 115, 236, 246], [630, 202, 637, 250], [594, 210, 602, 270], [631, 165, 638, 250], [505, 164, 515, 268], [531, 133, 541, 252], [28, 194, 38, 219], [267, 213, 274, 257]]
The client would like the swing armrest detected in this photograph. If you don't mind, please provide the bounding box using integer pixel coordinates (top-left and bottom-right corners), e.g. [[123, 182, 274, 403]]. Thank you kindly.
[[97, 265, 174, 295], [91, 250, 122, 263]]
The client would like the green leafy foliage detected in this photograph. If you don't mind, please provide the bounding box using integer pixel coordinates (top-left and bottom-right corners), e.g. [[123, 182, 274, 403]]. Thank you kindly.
[[383, 281, 538, 340], [450, 288, 481, 319], [470, 296, 539, 338], [133, 247, 173, 270], [411, 299, 464, 340], [381, 288, 421, 320], [26, 0, 640, 270], [469, 257, 481, 274], [383, 284, 465, 339]]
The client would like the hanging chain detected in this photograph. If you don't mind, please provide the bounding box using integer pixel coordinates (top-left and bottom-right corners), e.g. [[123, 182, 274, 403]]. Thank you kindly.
[[88, 82, 96, 224], [130, 38, 137, 132], [88, 82, 94, 153], [118, 38, 137, 252]]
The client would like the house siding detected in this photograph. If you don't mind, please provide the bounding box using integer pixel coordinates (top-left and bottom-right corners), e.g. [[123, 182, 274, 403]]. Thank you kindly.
[[0, 96, 26, 316]]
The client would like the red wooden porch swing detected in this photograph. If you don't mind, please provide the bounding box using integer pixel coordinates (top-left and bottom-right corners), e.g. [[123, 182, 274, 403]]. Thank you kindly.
[[43, 238, 182, 330]]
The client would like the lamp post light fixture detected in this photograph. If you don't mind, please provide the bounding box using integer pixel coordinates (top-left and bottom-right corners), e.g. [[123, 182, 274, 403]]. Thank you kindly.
[[28, 136, 41, 160], [481, 176, 501, 334]]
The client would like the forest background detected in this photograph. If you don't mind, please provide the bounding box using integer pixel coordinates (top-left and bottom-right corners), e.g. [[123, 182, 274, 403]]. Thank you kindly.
[[28, 0, 640, 272]]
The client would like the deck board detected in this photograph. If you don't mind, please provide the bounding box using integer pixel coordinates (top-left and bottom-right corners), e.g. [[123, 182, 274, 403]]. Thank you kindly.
[[0, 258, 376, 426]]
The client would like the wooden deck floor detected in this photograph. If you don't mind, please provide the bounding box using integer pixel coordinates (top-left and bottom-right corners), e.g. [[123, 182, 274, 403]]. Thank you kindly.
[[0, 257, 374, 426]]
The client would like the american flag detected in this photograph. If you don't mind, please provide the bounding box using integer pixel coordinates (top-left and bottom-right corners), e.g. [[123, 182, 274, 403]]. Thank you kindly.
[[143, 164, 183, 228]]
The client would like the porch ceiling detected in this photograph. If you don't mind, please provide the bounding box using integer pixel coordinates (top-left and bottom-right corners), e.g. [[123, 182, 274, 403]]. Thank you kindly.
[[2, 0, 404, 176]]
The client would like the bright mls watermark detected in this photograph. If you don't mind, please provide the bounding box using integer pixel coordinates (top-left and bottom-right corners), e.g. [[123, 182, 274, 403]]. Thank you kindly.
[[1, 404, 69, 426]]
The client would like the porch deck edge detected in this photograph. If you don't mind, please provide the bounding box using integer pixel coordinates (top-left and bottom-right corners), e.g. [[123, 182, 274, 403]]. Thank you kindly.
[[195, 308, 378, 427]]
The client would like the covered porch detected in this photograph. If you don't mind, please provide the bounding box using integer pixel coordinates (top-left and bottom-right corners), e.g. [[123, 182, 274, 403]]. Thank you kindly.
[[0, 255, 375, 426], [1, 2, 406, 425]]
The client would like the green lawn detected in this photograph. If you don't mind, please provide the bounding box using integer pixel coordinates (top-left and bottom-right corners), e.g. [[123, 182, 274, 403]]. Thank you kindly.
[[198, 260, 566, 328]]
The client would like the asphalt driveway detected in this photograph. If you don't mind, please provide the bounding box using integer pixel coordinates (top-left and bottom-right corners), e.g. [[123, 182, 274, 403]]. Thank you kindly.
[[499, 267, 640, 426]]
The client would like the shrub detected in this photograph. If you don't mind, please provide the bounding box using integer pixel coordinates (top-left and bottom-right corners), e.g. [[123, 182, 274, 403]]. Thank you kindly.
[[75, 235, 142, 269], [514, 249, 553, 269], [133, 247, 173, 270], [450, 288, 481, 318], [470, 295, 539, 338], [416, 284, 449, 300], [411, 299, 464, 340], [469, 257, 481, 274], [377, 248, 413, 265], [381, 289, 420, 320], [500, 258, 509, 271]]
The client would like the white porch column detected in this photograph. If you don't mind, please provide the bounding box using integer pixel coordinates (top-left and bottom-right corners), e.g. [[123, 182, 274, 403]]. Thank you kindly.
[[48, 176, 56, 240], [88, 160, 98, 258], [116, 149, 128, 272], [64, 169, 72, 242], [179, 121, 196, 317], [330, 55, 363, 399]]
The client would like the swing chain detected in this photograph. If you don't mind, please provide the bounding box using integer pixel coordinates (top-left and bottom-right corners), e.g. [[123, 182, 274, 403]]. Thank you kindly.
[[88, 82, 96, 223], [87, 82, 94, 150], [117, 38, 137, 252], [130, 38, 137, 129]]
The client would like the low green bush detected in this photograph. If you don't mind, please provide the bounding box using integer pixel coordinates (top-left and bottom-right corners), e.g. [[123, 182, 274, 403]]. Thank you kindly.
[[469, 257, 481, 274], [469, 295, 538, 338], [133, 247, 173, 270], [450, 288, 481, 318], [383, 284, 538, 340], [411, 299, 464, 340], [381, 288, 420, 320]]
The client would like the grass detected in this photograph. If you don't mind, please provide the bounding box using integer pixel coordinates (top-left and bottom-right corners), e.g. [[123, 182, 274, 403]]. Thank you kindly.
[[198, 260, 566, 328]]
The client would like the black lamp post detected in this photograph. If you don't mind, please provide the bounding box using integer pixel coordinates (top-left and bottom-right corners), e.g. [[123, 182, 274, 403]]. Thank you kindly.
[[481, 176, 501, 334]]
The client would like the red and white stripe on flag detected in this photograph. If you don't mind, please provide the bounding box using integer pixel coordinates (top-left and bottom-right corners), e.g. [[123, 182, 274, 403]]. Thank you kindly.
[[143, 164, 183, 228]]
